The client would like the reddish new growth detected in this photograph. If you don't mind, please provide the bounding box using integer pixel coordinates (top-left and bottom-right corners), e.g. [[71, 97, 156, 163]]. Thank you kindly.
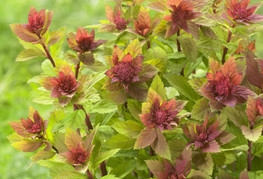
[[105, 4, 130, 31], [147, 149, 192, 179], [10, 6, 52, 42], [9, 110, 47, 138], [67, 27, 105, 54], [140, 90, 186, 131], [200, 58, 253, 110], [114, 11, 128, 31], [65, 144, 88, 165], [133, 9, 151, 37], [183, 118, 229, 153], [42, 66, 79, 105], [225, 0, 263, 25], [164, 0, 201, 37], [105, 48, 143, 90]]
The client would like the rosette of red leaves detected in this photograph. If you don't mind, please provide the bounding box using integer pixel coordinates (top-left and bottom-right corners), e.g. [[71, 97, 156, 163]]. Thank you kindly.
[[163, 0, 201, 37], [41, 65, 80, 106], [105, 45, 157, 103], [147, 149, 192, 179], [135, 90, 186, 159], [225, 0, 263, 25], [10, 6, 53, 42], [67, 27, 105, 65], [61, 129, 95, 169], [105, 2, 130, 31], [8, 107, 49, 152], [200, 58, 254, 110], [140, 90, 187, 131], [246, 51, 263, 91], [67, 27, 105, 54], [183, 117, 232, 153], [9, 109, 48, 139]]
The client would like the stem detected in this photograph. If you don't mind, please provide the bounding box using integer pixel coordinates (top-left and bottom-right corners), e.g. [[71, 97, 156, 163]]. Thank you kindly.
[[73, 104, 93, 130], [222, 25, 235, 64], [86, 169, 93, 179], [52, 146, 59, 153], [147, 41, 151, 49], [247, 140, 252, 171], [41, 43, 56, 67], [177, 29, 181, 52], [149, 146, 154, 178], [73, 104, 107, 175], [75, 62, 80, 79], [100, 161, 107, 176]]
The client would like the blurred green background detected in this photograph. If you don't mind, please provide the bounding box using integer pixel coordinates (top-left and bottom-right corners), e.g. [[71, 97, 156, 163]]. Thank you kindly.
[[0, 0, 263, 178]]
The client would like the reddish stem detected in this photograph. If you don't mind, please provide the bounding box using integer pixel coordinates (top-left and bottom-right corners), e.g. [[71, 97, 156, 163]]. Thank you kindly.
[[100, 161, 107, 176], [41, 43, 56, 67], [222, 25, 235, 64], [87, 169, 93, 179], [149, 146, 154, 178], [247, 140, 252, 171], [177, 29, 181, 52], [73, 104, 93, 130], [75, 62, 80, 79], [52, 146, 59, 153]]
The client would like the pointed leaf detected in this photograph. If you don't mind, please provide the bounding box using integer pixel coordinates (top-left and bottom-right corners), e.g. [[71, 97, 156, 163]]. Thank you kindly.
[[152, 128, 171, 160], [124, 39, 142, 58], [241, 125, 262, 142], [134, 127, 157, 149], [150, 75, 166, 100]]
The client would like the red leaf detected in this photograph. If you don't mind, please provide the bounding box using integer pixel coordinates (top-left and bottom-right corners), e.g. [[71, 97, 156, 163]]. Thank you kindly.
[[134, 127, 157, 149], [10, 24, 39, 42], [151, 128, 171, 159]]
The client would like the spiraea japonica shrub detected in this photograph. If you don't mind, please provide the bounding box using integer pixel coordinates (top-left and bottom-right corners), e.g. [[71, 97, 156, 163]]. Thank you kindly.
[[8, 0, 263, 178]]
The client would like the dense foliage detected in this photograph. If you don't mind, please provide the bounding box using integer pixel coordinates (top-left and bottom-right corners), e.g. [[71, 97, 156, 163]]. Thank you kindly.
[[8, 0, 263, 178]]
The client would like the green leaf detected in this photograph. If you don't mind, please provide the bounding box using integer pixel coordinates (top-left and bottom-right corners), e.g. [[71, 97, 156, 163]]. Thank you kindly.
[[52, 110, 86, 132], [146, 46, 167, 60], [33, 90, 55, 105], [146, 160, 164, 178], [101, 175, 119, 179], [127, 99, 141, 121], [106, 134, 136, 149], [90, 99, 117, 114], [16, 48, 45, 61], [101, 111, 116, 125], [46, 110, 65, 143], [41, 59, 56, 76], [191, 98, 210, 121], [124, 39, 142, 58], [241, 125, 262, 142], [152, 128, 171, 160], [92, 149, 120, 168], [47, 28, 66, 46], [32, 150, 56, 163], [150, 75, 166, 100], [164, 74, 201, 101], [192, 152, 214, 176], [113, 120, 143, 138], [145, 58, 167, 73], [49, 27, 66, 57], [109, 159, 136, 178], [178, 35, 198, 62], [221, 106, 248, 127]]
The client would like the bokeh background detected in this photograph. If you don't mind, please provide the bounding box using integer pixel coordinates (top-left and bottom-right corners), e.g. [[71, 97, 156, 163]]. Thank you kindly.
[[0, 0, 262, 178]]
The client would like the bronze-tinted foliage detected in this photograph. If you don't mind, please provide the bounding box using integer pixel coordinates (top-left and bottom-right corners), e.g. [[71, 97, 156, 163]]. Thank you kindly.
[[10, 6, 53, 42], [67, 27, 105, 54], [147, 149, 192, 179], [140, 90, 186, 131], [41, 65, 79, 105], [10, 110, 48, 139], [225, 0, 263, 25], [183, 117, 232, 153], [164, 0, 201, 37], [104, 45, 157, 103], [200, 58, 254, 110]]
